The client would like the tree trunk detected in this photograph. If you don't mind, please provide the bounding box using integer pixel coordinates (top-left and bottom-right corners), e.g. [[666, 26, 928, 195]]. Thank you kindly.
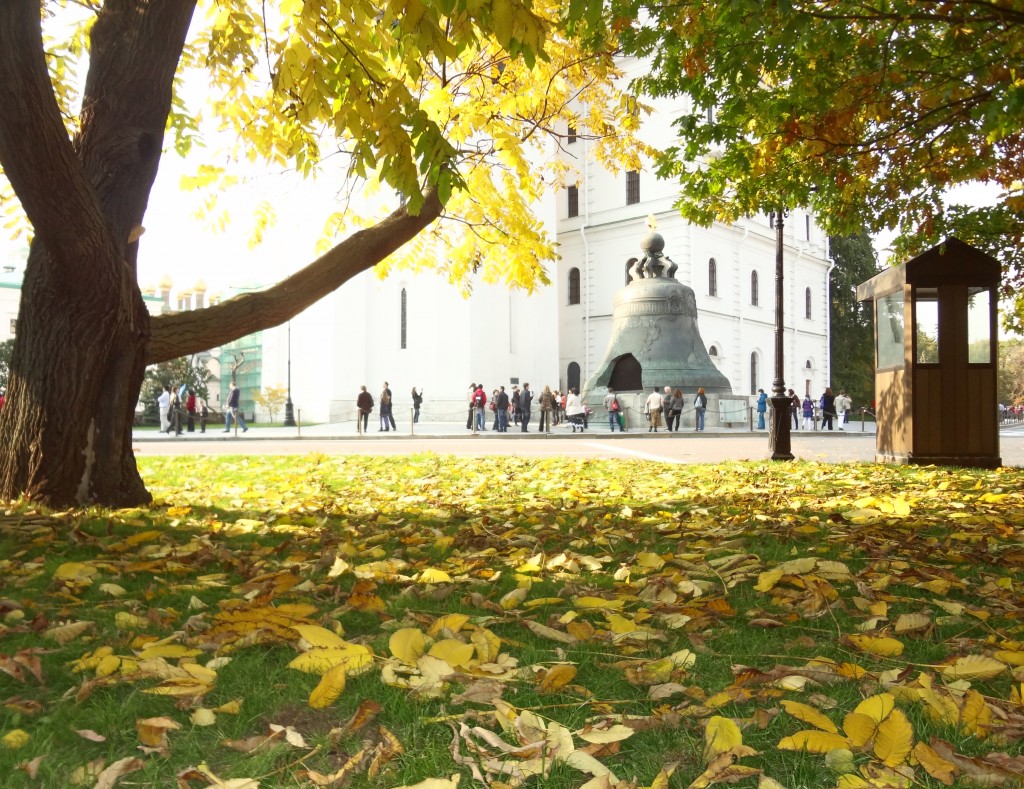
[[0, 0, 196, 507], [0, 0, 446, 508]]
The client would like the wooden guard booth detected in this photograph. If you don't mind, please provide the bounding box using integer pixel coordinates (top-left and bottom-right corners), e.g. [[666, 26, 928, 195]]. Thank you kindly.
[[856, 237, 1001, 467]]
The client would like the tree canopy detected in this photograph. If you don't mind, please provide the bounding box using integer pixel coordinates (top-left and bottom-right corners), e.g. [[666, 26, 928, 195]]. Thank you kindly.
[[0, 0, 644, 506], [610, 0, 1024, 325]]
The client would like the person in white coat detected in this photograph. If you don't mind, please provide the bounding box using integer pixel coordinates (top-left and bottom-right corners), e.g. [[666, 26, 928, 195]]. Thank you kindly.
[[157, 385, 170, 433], [835, 389, 853, 429], [644, 387, 664, 432]]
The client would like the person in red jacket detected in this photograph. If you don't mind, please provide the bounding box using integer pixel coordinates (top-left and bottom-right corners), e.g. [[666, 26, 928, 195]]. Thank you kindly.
[[472, 384, 487, 431]]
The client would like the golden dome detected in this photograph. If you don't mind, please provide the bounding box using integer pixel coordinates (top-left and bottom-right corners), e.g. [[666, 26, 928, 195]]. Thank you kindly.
[[158, 273, 173, 290], [193, 278, 207, 292]]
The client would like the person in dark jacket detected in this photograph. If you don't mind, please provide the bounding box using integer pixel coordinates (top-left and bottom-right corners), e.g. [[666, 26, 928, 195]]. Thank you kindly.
[[224, 382, 248, 433], [411, 387, 423, 423], [519, 383, 533, 432], [356, 386, 373, 433], [495, 386, 510, 432], [820, 387, 836, 430]]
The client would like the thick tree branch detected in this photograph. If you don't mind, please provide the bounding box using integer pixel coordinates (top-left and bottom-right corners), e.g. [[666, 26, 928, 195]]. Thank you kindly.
[[0, 0, 107, 269], [146, 186, 444, 363]]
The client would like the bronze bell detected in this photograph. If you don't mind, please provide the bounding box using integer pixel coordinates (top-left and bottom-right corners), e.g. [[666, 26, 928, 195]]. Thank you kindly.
[[582, 228, 732, 401]]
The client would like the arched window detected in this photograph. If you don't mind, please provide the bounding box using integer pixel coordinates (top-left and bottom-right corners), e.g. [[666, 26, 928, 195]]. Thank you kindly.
[[568, 268, 581, 305], [567, 362, 581, 393], [400, 288, 407, 349], [708, 258, 718, 297], [805, 287, 812, 319], [750, 352, 759, 395], [709, 345, 718, 356], [751, 271, 759, 306]]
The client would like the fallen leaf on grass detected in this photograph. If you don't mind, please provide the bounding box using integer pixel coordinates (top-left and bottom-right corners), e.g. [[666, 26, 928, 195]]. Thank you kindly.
[[93, 756, 146, 789]]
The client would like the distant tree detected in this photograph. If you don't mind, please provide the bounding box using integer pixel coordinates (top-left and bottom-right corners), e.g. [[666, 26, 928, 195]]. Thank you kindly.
[[0, 338, 12, 389], [829, 233, 879, 410], [999, 340, 1024, 407], [255, 386, 288, 424]]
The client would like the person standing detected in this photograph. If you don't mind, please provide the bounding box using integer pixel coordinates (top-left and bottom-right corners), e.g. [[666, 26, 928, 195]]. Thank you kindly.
[[224, 382, 248, 433], [604, 388, 625, 432], [645, 387, 663, 432], [511, 386, 521, 426], [661, 387, 675, 432], [835, 389, 852, 429], [186, 389, 197, 433], [411, 387, 423, 423], [755, 389, 768, 430], [383, 382, 397, 430], [564, 387, 585, 432], [466, 383, 477, 430], [788, 389, 800, 430], [495, 386, 510, 432], [473, 384, 487, 431], [168, 386, 183, 436], [356, 386, 373, 433], [820, 387, 836, 430], [157, 385, 170, 433], [538, 385, 555, 432], [802, 394, 815, 430], [693, 388, 708, 432], [197, 394, 209, 433], [519, 382, 533, 432], [669, 388, 683, 432]]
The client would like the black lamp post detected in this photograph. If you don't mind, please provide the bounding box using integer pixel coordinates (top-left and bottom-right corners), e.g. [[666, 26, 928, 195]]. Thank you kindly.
[[770, 210, 794, 461], [283, 321, 296, 427]]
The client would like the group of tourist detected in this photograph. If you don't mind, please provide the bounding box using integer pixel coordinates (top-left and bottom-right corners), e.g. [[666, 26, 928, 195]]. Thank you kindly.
[[157, 383, 217, 435], [638, 386, 709, 432], [754, 386, 855, 431], [356, 382, 424, 433]]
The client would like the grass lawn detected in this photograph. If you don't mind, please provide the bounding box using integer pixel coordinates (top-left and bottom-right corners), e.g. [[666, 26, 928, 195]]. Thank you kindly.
[[1, 454, 1023, 788]]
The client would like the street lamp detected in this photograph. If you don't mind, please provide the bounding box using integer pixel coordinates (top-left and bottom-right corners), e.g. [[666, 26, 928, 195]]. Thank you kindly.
[[770, 210, 794, 461], [283, 321, 296, 427]]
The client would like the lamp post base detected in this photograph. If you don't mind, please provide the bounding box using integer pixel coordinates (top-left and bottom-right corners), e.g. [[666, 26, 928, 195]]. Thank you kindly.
[[769, 395, 794, 461], [283, 399, 296, 427]]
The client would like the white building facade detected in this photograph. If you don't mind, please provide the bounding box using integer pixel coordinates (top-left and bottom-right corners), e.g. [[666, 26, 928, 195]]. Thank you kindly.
[[555, 65, 832, 402]]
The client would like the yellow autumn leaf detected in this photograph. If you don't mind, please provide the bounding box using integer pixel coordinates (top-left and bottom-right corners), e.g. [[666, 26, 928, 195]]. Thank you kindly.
[[499, 587, 528, 610], [912, 741, 957, 784], [390, 628, 427, 664], [191, 708, 217, 726], [847, 634, 904, 657], [428, 614, 470, 636], [777, 730, 851, 753], [842, 712, 878, 747], [781, 700, 839, 734], [428, 639, 475, 668], [941, 654, 1006, 681], [635, 552, 665, 569], [960, 689, 992, 738], [292, 624, 348, 649], [538, 663, 577, 692], [873, 708, 913, 766], [309, 663, 346, 709], [704, 715, 743, 760], [288, 644, 374, 676], [854, 692, 896, 723], [471, 627, 502, 664], [2, 729, 30, 749], [893, 612, 931, 633], [115, 612, 146, 629], [523, 597, 564, 608], [53, 562, 97, 583], [418, 567, 453, 584], [993, 649, 1024, 667], [213, 699, 243, 714], [573, 596, 625, 610], [136, 644, 203, 660], [754, 568, 784, 592]]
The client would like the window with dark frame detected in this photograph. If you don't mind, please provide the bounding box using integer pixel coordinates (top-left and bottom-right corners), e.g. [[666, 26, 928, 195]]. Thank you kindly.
[[568, 268, 581, 305], [567, 124, 577, 144], [751, 270, 759, 306], [568, 185, 579, 218], [805, 287, 812, 319], [626, 170, 640, 205], [750, 353, 758, 395], [708, 258, 717, 297], [400, 288, 407, 349]]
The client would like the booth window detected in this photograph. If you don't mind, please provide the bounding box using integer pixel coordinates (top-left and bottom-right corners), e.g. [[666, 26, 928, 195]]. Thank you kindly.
[[968, 287, 992, 363], [876, 291, 905, 369], [914, 287, 940, 364]]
